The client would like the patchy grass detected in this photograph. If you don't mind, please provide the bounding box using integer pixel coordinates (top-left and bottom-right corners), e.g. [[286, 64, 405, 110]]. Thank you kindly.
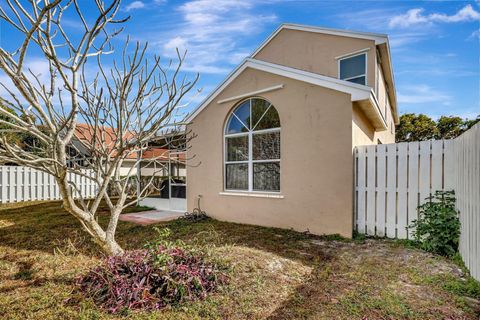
[[0, 201, 479, 319]]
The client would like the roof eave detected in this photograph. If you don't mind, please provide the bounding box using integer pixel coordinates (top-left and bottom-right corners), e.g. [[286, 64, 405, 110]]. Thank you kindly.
[[251, 23, 388, 58], [186, 59, 386, 130], [377, 42, 399, 125]]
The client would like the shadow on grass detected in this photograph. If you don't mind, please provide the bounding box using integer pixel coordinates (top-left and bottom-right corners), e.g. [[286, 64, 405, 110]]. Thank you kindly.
[[0, 201, 477, 319], [0, 199, 341, 268], [0, 200, 156, 257]]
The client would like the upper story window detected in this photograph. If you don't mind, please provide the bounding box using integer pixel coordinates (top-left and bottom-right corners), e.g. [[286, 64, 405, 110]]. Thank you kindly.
[[224, 98, 280, 192], [339, 53, 367, 85]]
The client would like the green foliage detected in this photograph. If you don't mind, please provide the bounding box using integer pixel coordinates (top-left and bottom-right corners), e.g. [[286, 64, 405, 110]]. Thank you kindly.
[[436, 116, 464, 139], [396, 113, 480, 142], [396, 113, 438, 142], [409, 190, 460, 257], [0, 104, 48, 158], [443, 275, 480, 299], [144, 227, 188, 267], [463, 115, 480, 130]]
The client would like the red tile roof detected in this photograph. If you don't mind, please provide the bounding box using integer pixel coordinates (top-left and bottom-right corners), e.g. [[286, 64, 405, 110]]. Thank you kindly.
[[73, 124, 184, 161]]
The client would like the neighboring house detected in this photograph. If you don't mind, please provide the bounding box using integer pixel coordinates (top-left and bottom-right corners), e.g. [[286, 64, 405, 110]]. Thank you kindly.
[[185, 24, 398, 237], [71, 123, 186, 182]]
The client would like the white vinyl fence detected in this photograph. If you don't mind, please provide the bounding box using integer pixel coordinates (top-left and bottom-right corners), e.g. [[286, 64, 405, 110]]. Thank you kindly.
[[0, 166, 98, 203], [354, 139, 455, 238], [354, 123, 480, 280], [454, 124, 479, 281]]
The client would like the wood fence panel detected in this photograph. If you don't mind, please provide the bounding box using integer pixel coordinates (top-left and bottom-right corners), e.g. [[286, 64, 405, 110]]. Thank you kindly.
[[366, 146, 376, 236], [397, 143, 408, 238], [354, 123, 479, 281], [455, 124, 480, 281], [419, 141, 431, 204], [376, 144, 387, 237], [386, 143, 397, 238], [431, 140, 443, 191], [356, 146, 367, 234], [443, 139, 455, 190]]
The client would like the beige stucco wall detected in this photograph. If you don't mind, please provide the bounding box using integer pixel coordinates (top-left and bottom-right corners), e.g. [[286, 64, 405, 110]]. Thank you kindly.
[[187, 68, 354, 237], [351, 59, 396, 146], [352, 105, 395, 146], [253, 28, 377, 88], [254, 28, 396, 145]]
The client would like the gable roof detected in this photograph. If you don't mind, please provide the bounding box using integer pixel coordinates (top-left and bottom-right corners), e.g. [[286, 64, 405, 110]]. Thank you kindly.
[[186, 58, 387, 130], [187, 23, 397, 126], [251, 23, 388, 58], [251, 23, 398, 124]]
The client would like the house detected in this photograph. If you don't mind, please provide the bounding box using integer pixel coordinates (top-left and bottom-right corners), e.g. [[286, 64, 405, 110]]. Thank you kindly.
[[71, 124, 186, 199], [185, 24, 398, 237]]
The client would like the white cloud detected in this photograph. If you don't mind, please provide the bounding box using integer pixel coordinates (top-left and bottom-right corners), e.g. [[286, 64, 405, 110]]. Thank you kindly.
[[388, 32, 429, 49], [151, 0, 276, 74], [389, 4, 480, 28], [125, 1, 145, 12], [164, 36, 188, 52], [398, 85, 452, 105], [469, 29, 480, 39]]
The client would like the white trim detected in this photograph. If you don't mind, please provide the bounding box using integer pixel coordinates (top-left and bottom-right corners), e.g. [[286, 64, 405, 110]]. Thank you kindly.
[[251, 23, 387, 58], [223, 98, 281, 193], [368, 89, 388, 129], [250, 59, 371, 99], [224, 131, 249, 138], [187, 58, 373, 123], [335, 47, 370, 60], [384, 42, 399, 124], [219, 191, 284, 199], [217, 84, 284, 104]]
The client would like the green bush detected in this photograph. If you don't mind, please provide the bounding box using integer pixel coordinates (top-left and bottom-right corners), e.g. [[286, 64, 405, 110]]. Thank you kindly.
[[409, 190, 460, 257]]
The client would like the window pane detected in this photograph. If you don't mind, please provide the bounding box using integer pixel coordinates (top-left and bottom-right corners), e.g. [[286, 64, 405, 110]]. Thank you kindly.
[[253, 131, 280, 160], [346, 76, 366, 85], [251, 99, 270, 128], [233, 100, 251, 130], [340, 54, 365, 80], [253, 162, 280, 191], [226, 135, 248, 161], [226, 115, 248, 134], [254, 106, 280, 130], [226, 163, 248, 190]]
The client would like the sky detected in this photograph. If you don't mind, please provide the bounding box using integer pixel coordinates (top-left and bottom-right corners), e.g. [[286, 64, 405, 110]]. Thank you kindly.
[[1, 0, 479, 120]]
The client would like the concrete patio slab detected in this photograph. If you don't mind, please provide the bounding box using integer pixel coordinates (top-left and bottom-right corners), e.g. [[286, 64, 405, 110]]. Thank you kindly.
[[119, 210, 184, 226]]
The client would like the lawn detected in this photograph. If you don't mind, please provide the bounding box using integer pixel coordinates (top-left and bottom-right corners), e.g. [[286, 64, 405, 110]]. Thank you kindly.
[[0, 201, 479, 319]]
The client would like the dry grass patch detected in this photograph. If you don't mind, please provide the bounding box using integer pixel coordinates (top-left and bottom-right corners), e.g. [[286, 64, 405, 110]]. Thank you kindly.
[[0, 201, 478, 319]]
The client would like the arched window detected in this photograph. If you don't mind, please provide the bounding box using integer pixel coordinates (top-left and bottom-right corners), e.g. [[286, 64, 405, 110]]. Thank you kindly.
[[224, 98, 280, 192]]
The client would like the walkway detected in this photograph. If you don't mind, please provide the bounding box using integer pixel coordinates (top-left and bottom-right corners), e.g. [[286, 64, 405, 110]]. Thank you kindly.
[[119, 210, 184, 226]]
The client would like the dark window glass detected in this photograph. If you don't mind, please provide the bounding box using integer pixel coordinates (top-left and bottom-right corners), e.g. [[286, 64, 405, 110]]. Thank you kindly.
[[252, 131, 280, 160], [346, 76, 366, 85], [254, 106, 280, 130], [225, 98, 281, 192], [251, 98, 270, 128], [340, 54, 366, 80], [253, 162, 280, 191], [226, 163, 248, 190], [226, 135, 248, 161]]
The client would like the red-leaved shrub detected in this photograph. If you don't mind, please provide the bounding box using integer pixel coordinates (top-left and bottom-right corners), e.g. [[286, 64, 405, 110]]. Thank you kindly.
[[76, 245, 226, 313]]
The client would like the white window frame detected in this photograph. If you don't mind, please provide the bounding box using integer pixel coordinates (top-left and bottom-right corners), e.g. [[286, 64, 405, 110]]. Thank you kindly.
[[223, 98, 281, 193], [338, 52, 368, 86]]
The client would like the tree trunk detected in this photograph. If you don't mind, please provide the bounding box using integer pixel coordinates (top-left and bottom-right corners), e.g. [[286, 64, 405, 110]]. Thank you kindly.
[[101, 237, 124, 256], [60, 195, 125, 255]]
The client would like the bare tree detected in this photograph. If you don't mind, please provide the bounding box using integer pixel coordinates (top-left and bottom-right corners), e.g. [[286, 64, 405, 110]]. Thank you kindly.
[[0, 0, 197, 255]]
